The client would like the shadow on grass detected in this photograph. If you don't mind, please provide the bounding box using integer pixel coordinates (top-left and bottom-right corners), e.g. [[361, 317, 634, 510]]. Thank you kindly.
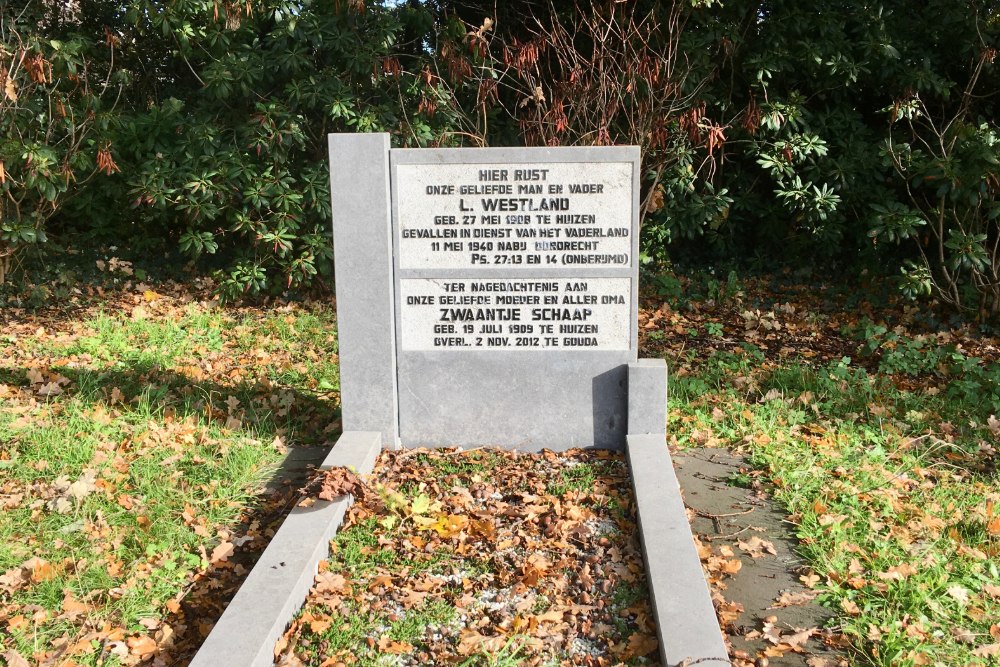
[[2, 362, 342, 664]]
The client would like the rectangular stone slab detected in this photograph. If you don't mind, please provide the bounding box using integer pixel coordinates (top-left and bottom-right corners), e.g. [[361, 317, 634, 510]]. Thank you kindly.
[[390, 146, 640, 450]]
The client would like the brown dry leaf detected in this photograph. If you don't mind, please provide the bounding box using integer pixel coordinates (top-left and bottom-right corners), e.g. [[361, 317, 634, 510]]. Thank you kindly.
[[2, 650, 30, 667], [763, 645, 790, 658], [951, 627, 977, 644], [127, 634, 157, 657], [972, 643, 1000, 657], [840, 598, 861, 616], [456, 629, 507, 656], [304, 467, 368, 502], [806, 658, 842, 667], [800, 573, 821, 588], [210, 541, 235, 564], [738, 536, 777, 558], [771, 590, 818, 607], [622, 632, 658, 659], [62, 591, 91, 615], [315, 571, 350, 595], [716, 597, 744, 625], [783, 627, 818, 650], [0, 564, 30, 593], [946, 584, 970, 604], [877, 562, 917, 581], [377, 635, 414, 654], [37, 381, 63, 397], [718, 557, 743, 575], [308, 616, 332, 634], [399, 588, 429, 609], [26, 556, 55, 583], [3, 75, 17, 102]]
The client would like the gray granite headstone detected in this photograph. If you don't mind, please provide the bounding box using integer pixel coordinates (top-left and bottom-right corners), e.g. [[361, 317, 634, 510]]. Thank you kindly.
[[330, 135, 640, 450]]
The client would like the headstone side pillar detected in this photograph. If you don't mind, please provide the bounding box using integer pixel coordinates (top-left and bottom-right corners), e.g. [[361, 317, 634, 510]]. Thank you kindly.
[[329, 133, 400, 447]]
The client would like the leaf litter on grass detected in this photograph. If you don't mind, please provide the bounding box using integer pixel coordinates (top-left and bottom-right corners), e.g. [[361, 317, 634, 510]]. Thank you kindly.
[[647, 274, 1000, 666], [0, 278, 343, 665], [277, 447, 660, 666]]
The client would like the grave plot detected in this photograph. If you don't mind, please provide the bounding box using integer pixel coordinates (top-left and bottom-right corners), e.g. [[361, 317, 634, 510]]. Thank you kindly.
[[192, 135, 725, 667], [275, 448, 660, 666]]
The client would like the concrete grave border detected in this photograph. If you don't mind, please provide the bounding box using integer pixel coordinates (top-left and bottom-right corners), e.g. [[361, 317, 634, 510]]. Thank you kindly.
[[191, 367, 727, 667], [190, 431, 381, 667]]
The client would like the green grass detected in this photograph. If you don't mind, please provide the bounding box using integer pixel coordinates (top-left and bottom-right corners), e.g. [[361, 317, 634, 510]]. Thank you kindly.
[[411, 449, 503, 476], [670, 346, 1000, 667], [0, 298, 342, 662]]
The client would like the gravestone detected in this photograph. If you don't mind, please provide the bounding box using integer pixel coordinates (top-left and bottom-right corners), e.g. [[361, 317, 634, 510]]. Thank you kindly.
[[329, 135, 640, 450]]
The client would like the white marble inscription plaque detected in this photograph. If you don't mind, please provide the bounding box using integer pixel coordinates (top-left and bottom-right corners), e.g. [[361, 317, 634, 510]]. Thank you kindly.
[[397, 162, 632, 270], [400, 278, 631, 351]]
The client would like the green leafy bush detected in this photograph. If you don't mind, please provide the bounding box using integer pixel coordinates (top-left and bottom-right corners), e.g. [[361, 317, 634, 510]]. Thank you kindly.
[[0, 3, 118, 282]]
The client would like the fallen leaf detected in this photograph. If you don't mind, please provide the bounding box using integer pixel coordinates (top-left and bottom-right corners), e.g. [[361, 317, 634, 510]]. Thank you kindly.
[[738, 536, 777, 558], [2, 650, 29, 667], [622, 632, 658, 659], [946, 584, 970, 605], [314, 571, 349, 595], [303, 467, 368, 502], [806, 658, 842, 667], [377, 635, 414, 654], [210, 541, 235, 564], [840, 598, 861, 616], [951, 627, 976, 644], [62, 591, 91, 615], [771, 590, 818, 608], [800, 573, 821, 588], [431, 513, 468, 537], [456, 629, 506, 656], [973, 643, 1000, 657], [127, 634, 157, 657], [26, 556, 55, 583]]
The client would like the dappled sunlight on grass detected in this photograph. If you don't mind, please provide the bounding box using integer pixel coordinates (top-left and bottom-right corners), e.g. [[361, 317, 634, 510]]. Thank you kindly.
[[0, 290, 342, 664]]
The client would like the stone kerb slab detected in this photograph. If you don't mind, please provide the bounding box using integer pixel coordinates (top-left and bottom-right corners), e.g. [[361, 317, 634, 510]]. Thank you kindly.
[[330, 134, 641, 450], [190, 431, 381, 667]]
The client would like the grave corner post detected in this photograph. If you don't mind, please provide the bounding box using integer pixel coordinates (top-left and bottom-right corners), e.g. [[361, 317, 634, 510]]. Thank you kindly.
[[627, 358, 668, 436], [328, 133, 400, 448]]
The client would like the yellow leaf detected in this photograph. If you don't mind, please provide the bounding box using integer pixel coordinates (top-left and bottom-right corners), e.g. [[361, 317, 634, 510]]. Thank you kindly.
[[410, 494, 431, 515], [432, 513, 468, 537]]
